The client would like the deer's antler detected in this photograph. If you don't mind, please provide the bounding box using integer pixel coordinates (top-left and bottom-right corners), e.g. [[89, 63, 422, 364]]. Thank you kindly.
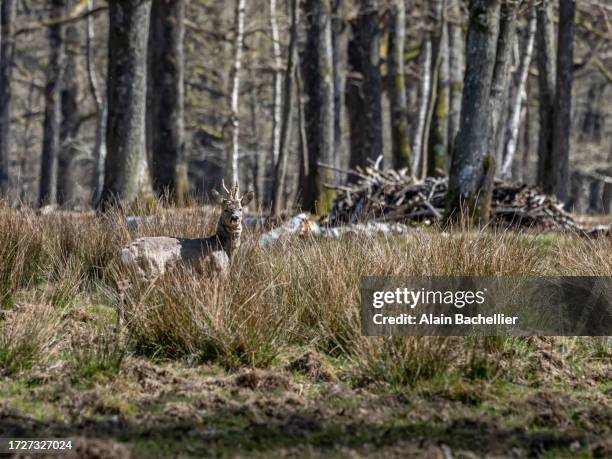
[[221, 179, 231, 197], [232, 183, 239, 200]]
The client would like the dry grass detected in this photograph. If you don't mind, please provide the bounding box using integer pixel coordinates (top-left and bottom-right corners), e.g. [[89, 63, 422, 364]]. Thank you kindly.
[[0, 303, 61, 375], [0, 205, 609, 385]]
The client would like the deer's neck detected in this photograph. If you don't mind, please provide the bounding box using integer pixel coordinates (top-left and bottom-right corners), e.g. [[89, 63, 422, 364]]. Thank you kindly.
[[216, 221, 242, 256]]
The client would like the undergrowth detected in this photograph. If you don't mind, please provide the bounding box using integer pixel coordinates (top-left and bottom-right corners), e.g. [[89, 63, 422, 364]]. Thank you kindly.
[[0, 205, 609, 387]]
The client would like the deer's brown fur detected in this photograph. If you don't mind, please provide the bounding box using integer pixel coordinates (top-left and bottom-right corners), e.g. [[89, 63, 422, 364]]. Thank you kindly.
[[120, 184, 254, 279]]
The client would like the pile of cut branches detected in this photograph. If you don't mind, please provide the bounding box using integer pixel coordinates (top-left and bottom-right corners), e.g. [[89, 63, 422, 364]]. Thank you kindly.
[[325, 166, 599, 234]]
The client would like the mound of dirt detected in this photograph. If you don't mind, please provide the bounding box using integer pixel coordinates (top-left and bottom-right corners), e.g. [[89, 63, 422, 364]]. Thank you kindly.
[[285, 351, 336, 382], [233, 369, 292, 391]]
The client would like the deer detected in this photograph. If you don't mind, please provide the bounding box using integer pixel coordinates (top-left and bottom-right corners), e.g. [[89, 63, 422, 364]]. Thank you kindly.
[[120, 182, 255, 280]]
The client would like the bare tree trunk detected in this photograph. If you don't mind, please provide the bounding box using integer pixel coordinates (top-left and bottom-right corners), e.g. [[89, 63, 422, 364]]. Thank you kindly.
[[99, 0, 152, 210], [272, 0, 299, 216], [87, 0, 107, 207], [550, 0, 575, 203], [19, 78, 36, 199], [332, 0, 347, 177], [92, 101, 107, 207], [301, 0, 335, 213], [246, 68, 264, 203], [268, 0, 282, 193], [39, 0, 66, 207], [57, 22, 81, 206], [446, 0, 501, 225], [535, 0, 556, 189], [296, 66, 308, 200], [488, 1, 518, 174], [427, 0, 449, 177], [447, 0, 465, 153], [224, 0, 246, 188], [149, 0, 186, 202], [347, 0, 383, 174], [0, 0, 16, 196], [387, 0, 411, 171], [502, 4, 536, 179], [411, 39, 431, 176], [519, 85, 531, 183]]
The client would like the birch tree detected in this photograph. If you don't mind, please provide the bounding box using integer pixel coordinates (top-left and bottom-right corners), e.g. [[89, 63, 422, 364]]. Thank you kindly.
[[224, 0, 246, 188], [269, 0, 282, 185], [411, 40, 431, 176], [272, 0, 299, 216], [501, 4, 536, 179], [488, 0, 518, 173]]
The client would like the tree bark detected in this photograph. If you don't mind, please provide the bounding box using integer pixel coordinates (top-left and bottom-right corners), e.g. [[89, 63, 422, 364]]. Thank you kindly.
[[301, 0, 335, 213], [427, 0, 449, 177], [0, 0, 16, 196], [99, 0, 152, 210], [57, 22, 81, 206], [411, 39, 431, 176], [535, 0, 556, 189], [224, 0, 246, 188], [387, 0, 411, 171], [347, 0, 383, 174], [550, 0, 575, 203], [148, 0, 186, 202], [272, 0, 299, 216], [268, 0, 282, 193], [86, 0, 107, 207], [92, 101, 107, 207], [501, 4, 536, 179], [332, 0, 348, 178], [446, 0, 501, 225], [488, 1, 518, 174], [447, 0, 465, 154], [39, 0, 66, 207]]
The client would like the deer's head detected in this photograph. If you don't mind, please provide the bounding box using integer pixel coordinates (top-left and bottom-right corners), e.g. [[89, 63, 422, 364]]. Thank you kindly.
[[211, 182, 255, 231]]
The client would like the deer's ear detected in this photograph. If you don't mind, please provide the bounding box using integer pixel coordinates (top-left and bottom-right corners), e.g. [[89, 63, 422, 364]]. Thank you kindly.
[[241, 191, 255, 207], [211, 189, 224, 205]]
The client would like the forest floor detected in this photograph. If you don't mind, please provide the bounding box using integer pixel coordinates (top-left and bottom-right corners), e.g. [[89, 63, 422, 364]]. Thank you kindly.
[[0, 206, 610, 458]]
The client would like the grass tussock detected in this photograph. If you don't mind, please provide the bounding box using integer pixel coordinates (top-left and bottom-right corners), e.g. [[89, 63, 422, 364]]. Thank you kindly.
[[0, 303, 60, 375], [0, 209, 47, 307], [0, 206, 608, 386]]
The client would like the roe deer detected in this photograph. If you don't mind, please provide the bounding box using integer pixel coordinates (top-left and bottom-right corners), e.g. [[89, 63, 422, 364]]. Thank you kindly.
[[120, 183, 255, 280]]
